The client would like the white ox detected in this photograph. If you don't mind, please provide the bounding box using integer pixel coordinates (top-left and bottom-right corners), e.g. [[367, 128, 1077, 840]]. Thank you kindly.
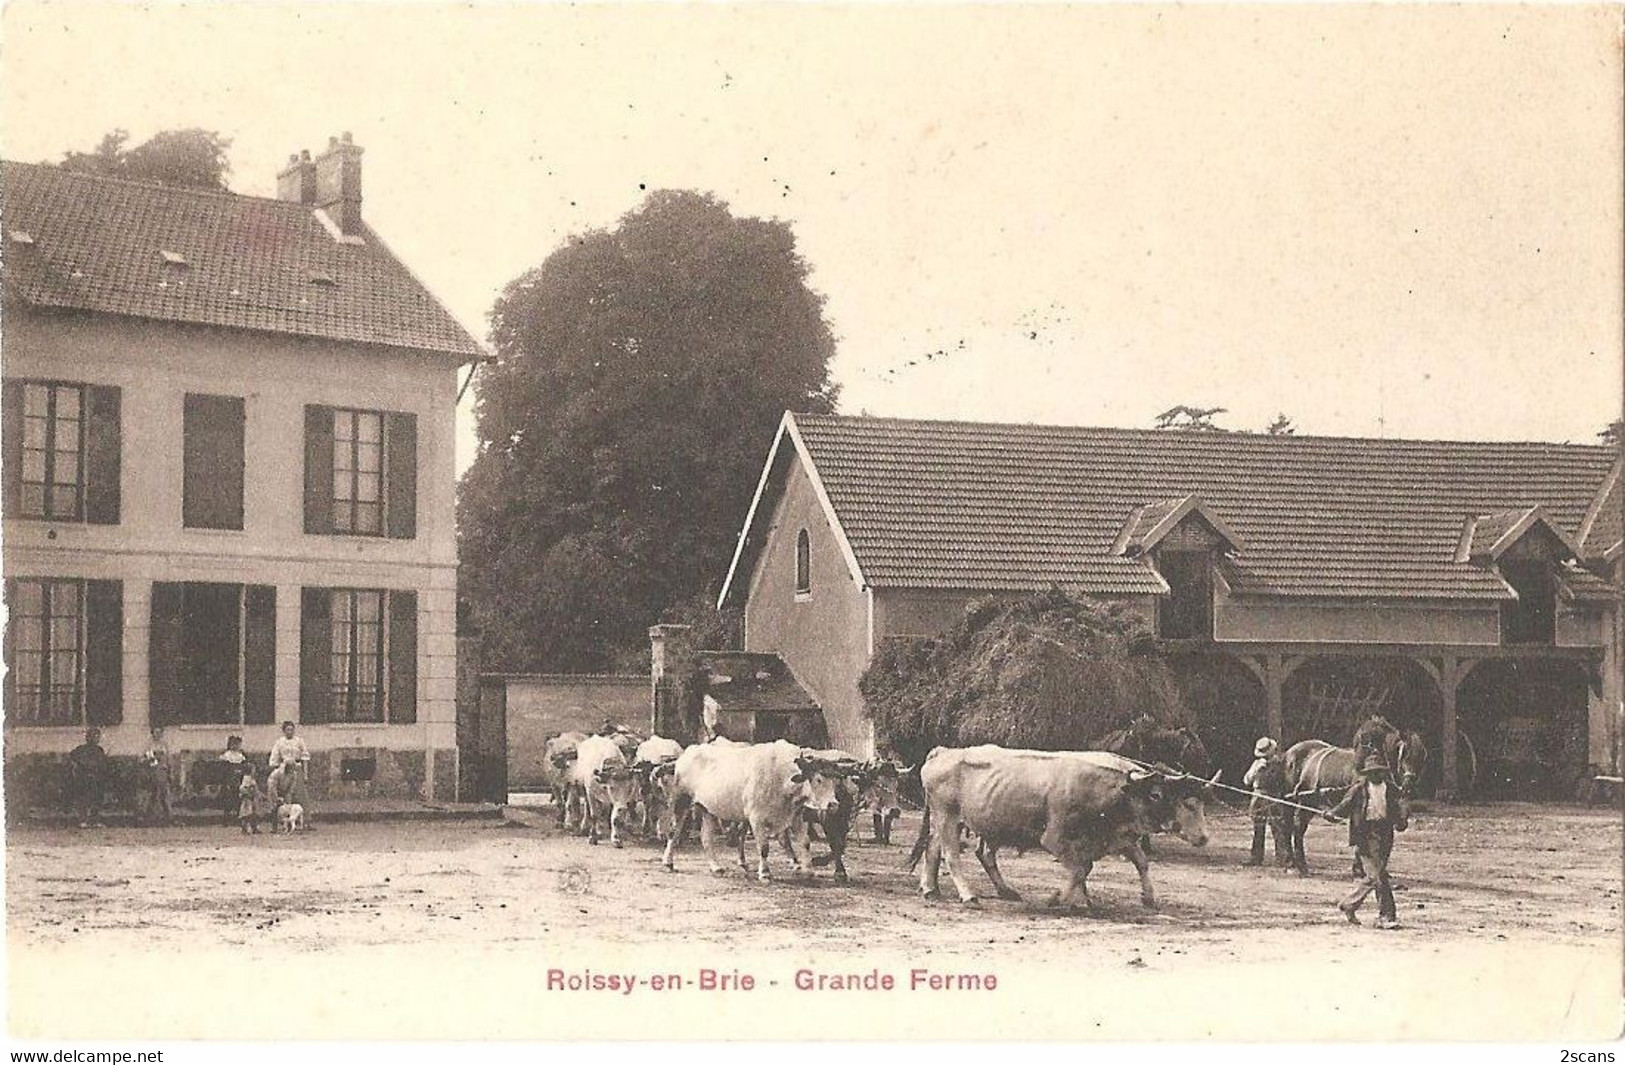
[[542, 731, 590, 829], [662, 739, 846, 882], [632, 734, 685, 839], [567, 734, 640, 848], [911, 745, 1218, 911]]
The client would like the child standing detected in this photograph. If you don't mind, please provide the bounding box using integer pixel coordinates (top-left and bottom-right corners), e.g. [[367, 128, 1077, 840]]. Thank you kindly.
[[237, 768, 262, 835], [217, 735, 250, 826]]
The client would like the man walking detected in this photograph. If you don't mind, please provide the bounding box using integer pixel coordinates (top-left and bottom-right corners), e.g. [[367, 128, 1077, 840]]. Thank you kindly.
[[1325, 753, 1409, 929]]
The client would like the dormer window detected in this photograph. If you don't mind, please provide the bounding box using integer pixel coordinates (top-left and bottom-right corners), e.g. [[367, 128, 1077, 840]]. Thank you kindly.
[[1455, 504, 1580, 647], [1113, 494, 1240, 642], [795, 529, 811, 597], [1500, 559, 1556, 645], [1156, 549, 1214, 640]]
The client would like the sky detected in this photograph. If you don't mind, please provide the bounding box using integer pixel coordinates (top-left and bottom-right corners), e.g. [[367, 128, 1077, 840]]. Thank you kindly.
[[2, 2, 1621, 476]]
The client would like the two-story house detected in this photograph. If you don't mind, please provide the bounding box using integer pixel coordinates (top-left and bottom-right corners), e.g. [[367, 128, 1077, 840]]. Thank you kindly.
[[1, 134, 482, 809], [719, 412, 1622, 798]]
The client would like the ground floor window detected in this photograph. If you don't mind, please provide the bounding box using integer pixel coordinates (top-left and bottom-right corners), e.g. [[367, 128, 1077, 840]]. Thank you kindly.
[[8, 578, 84, 725], [300, 586, 417, 726], [331, 589, 385, 722], [149, 582, 276, 725]]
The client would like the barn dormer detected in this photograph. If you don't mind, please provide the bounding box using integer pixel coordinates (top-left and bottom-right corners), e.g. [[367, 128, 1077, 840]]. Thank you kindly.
[[1113, 495, 1244, 641], [1455, 505, 1583, 645]]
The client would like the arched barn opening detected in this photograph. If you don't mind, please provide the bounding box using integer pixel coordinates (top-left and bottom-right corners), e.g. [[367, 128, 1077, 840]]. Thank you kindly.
[[1282, 656, 1444, 796], [1169, 653, 1266, 787], [1456, 659, 1591, 800]]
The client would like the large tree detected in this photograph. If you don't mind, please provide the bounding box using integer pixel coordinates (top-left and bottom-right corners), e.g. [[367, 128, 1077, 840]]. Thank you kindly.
[[60, 128, 233, 191], [459, 190, 838, 672]]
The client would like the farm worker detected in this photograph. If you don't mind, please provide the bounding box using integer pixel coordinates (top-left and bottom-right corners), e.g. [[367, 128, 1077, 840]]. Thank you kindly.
[[66, 727, 109, 828], [1241, 736, 1287, 867], [1325, 753, 1408, 929], [140, 725, 175, 825], [267, 721, 310, 805]]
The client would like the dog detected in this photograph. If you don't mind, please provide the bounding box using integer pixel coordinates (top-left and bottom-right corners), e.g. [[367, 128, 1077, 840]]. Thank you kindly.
[[275, 801, 306, 833]]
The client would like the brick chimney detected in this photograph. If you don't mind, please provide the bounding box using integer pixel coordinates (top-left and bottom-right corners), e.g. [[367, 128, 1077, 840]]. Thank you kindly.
[[276, 149, 316, 205], [312, 132, 364, 235]]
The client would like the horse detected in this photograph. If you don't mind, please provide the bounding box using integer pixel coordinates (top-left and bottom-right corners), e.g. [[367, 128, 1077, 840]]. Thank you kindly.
[[1281, 716, 1427, 875]]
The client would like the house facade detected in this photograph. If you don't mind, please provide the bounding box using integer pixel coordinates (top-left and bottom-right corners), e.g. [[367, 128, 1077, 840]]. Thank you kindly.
[[720, 412, 1623, 797], [1, 137, 481, 809]]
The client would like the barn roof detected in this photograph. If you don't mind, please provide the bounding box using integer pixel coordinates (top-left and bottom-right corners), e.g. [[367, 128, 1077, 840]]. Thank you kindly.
[[720, 412, 1618, 606], [0, 160, 481, 359]]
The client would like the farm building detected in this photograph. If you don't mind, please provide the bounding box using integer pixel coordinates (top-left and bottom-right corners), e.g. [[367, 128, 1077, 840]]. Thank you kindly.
[[719, 412, 1623, 797], [1, 137, 481, 811]]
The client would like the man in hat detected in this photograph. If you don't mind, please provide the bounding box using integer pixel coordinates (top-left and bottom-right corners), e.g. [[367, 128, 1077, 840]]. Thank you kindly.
[[1241, 736, 1290, 868], [1325, 752, 1409, 928]]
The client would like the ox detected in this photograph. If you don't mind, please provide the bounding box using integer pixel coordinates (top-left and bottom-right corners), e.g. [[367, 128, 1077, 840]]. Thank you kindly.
[[857, 759, 912, 844], [542, 731, 590, 829], [568, 734, 640, 847], [663, 740, 846, 882], [908, 745, 1217, 911], [631, 734, 685, 839]]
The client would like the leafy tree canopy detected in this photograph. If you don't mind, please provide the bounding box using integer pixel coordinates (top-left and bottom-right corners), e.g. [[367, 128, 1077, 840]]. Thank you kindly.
[[859, 589, 1189, 766], [60, 128, 233, 191], [1265, 413, 1297, 436], [1154, 405, 1229, 431], [459, 190, 837, 672]]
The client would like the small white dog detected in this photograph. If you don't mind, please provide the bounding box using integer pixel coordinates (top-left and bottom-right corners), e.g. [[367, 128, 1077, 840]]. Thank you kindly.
[[276, 802, 306, 833]]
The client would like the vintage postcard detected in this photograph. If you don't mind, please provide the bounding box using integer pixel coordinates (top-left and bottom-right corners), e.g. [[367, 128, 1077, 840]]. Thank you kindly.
[[1, 0, 1621, 1050]]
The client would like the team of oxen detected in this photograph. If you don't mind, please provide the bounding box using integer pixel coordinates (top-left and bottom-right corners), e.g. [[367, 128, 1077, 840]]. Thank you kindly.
[[536, 714, 1427, 913]]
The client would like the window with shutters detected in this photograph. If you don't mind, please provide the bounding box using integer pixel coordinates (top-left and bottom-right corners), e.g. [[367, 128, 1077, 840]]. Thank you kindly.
[[19, 383, 85, 521], [183, 394, 246, 530], [332, 409, 385, 536], [148, 582, 277, 725], [331, 588, 386, 721], [305, 406, 416, 539], [301, 587, 417, 726], [7, 578, 84, 724]]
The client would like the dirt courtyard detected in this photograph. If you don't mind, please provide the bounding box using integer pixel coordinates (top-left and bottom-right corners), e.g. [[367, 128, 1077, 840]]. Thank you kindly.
[[7, 801, 1623, 1040]]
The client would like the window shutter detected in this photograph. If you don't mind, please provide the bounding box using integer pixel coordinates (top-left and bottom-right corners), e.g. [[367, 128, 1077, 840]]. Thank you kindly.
[[386, 412, 417, 540], [2, 381, 21, 516], [243, 585, 277, 725], [388, 590, 418, 723], [300, 587, 333, 724], [303, 405, 334, 535], [85, 580, 124, 725], [84, 385, 121, 525], [2, 579, 15, 726], [147, 582, 185, 726], [183, 394, 246, 530]]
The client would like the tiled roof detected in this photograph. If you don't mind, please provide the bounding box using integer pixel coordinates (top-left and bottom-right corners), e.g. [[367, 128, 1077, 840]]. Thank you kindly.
[[699, 651, 821, 714], [773, 413, 1617, 602], [1580, 460, 1623, 562], [0, 161, 480, 358], [1111, 494, 1244, 557]]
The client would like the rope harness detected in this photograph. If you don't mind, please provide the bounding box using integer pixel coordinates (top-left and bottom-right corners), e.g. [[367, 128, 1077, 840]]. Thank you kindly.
[[1111, 752, 1346, 821]]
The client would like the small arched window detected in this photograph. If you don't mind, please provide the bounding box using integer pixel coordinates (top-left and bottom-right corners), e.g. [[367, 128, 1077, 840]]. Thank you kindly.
[[795, 529, 811, 596]]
